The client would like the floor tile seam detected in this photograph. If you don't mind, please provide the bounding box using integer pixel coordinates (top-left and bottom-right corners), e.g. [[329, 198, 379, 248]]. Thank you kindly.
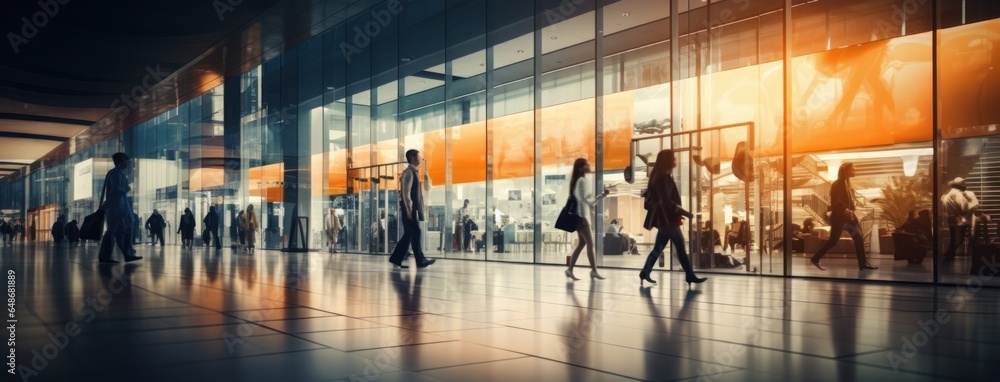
[[352, 316, 502, 333], [72, 347, 336, 377], [112, 282, 348, 350], [835, 353, 980, 381], [394, 354, 533, 373], [36, 312, 227, 324], [841, 347, 999, 363], [670, 337, 848, 360], [414, 353, 648, 381], [440, 326, 752, 369], [65, 331, 291, 350], [338, 339, 460, 353], [486, 317, 706, 342]]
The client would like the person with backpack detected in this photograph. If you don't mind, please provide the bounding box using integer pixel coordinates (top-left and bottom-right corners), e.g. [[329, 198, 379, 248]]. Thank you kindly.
[[145, 209, 166, 247], [203, 206, 222, 249], [51, 215, 66, 244], [640, 149, 706, 287], [98, 152, 142, 263], [65, 219, 80, 246], [244, 204, 259, 253]]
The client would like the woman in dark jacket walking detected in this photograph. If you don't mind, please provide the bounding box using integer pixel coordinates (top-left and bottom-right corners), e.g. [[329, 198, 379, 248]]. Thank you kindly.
[[810, 162, 877, 271], [640, 149, 706, 287], [178, 208, 196, 249]]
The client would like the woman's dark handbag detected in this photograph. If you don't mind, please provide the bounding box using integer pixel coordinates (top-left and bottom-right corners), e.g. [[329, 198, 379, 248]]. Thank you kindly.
[[80, 211, 105, 241], [555, 196, 581, 233], [80, 176, 109, 241]]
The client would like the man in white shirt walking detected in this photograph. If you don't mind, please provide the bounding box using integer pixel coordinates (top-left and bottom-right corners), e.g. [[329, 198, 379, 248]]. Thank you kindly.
[[942, 177, 979, 261]]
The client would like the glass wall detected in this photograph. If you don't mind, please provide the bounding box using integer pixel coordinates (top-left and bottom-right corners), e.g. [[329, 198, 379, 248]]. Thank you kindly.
[[2, 0, 999, 286]]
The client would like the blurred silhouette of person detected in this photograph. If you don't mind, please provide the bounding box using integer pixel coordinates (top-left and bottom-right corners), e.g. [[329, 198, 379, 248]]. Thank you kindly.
[[564, 158, 608, 281], [29, 219, 35, 242], [640, 149, 705, 286], [178, 208, 196, 249], [13, 219, 24, 242], [244, 204, 259, 253], [456, 199, 469, 252], [792, 218, 818, 252], [51, 214, 66, 244], [133, 213, 141, 244], [229, 211, 240, 248], [973, 212, 992, 245], [810, 163, 877, 271], [203, 206, 222, 249], [235, 209, 245, 250], [388, 150, 435, 269], [0, 219, 11, 245], [65, 219, 80, 246], [606, 218, 622, 235], [145, 209, 166, 247], [324, 207, 342, 253], [942, 177, 979, 261], [99, 152, 142, 263]]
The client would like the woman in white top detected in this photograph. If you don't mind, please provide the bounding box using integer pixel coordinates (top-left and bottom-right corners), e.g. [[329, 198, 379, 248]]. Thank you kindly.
[[565, 158, 609, 280]]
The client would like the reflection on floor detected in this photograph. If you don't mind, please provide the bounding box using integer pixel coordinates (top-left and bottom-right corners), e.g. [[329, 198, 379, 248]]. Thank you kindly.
[[428, 247, 944, 282], [2, 242, 996, 381]]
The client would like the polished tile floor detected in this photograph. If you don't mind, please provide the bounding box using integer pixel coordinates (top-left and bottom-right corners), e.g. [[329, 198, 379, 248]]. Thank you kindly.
[[1, 242, 997, 381]]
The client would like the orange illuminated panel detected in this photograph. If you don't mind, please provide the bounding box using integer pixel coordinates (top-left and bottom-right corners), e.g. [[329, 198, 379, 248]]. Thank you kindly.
[[939, 18, 1000, 139], [249, 163, 283, 202], [328, 150, 348, 194], [451, 121, 487, 184], [541, 99, 597, 165], [791, 33, 932, 153], [491, 111, 535, 179], [700, 61, 784, 157], [603, 91, 635, 170], [189, 168, 224, 191], [422, 128, 447, 185]]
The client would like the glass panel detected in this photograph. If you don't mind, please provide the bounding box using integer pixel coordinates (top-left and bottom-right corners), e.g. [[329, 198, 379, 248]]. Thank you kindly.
[[790, 2, 934, 281]]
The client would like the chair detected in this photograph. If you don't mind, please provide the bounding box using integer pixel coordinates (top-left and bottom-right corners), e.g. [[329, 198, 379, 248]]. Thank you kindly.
[[892, 232, 927, 264], [603, 234, 626, 255]]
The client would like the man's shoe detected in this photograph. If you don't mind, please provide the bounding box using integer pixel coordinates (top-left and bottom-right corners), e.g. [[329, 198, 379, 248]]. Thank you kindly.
[[389, 260, 409, 269], [417, 259, 437, 268], [99, 259, 119, 264], [124, 256, 143, 262]]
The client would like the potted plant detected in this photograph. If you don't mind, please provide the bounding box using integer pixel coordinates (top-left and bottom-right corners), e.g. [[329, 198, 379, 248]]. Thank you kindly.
[[872, 176, 933, 230]]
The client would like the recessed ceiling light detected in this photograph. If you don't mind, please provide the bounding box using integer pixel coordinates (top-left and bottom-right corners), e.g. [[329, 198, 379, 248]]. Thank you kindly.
[[622, 12, 629, 16], [550, 36, 558, 40], [517, 49, 524, 53]]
